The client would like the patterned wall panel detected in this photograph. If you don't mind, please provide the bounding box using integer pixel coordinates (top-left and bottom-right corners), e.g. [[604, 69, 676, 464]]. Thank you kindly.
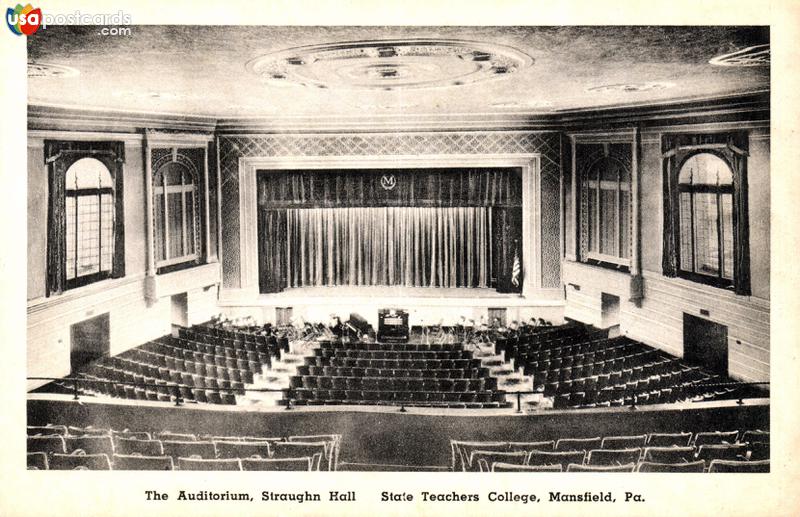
[[218, 131, 562, 289]]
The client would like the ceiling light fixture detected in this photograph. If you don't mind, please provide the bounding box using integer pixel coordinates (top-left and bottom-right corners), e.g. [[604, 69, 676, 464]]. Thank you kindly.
[[246, 38, 533, 90], [709, 44, 770, 67]]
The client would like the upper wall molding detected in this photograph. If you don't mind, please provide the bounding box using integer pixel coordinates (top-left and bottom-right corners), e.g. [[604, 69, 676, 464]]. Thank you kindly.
[[28, 91, 769, 135], [28, 104, 217, 133]]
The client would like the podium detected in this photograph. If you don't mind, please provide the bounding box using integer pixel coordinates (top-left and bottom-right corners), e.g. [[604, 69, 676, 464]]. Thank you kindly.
[[377, 308, 409, 342]]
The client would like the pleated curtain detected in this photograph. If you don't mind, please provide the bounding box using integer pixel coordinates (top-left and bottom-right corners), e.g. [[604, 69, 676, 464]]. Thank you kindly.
[[285, 206, 491, 288]]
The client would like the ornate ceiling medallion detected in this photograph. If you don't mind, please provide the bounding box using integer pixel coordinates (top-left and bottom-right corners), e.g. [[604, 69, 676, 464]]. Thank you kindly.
[[246, 39, 533, 90], [586, 82, 674, 93], [709, 44, 770, 67], [27, 62, 79, 78]]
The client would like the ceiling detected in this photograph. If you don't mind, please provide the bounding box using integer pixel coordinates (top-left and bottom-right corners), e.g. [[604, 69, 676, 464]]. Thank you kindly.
[[27, 25, 770, 120]]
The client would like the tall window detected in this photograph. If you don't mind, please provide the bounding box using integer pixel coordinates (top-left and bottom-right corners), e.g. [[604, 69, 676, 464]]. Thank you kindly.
[[662, 132, 750, 295], [64, 158, 115, 287], [678, 153, 734, 285], [153, 160, 200, 269], [580, 155, 631, 267], [46, 140, 125, 296]]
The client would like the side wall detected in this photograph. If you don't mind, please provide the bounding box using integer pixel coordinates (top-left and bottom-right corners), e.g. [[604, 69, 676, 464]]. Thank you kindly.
[[27, 120, 221, 390], [563, 117, 770, 383]]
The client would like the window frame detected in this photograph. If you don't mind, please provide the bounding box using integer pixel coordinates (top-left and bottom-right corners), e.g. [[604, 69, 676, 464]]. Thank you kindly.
[[153, 160, 201, 269], [150, 150, 205, 274], [45, 141, 126, 297], [577, 148, 633, 270], [64, 160, 116, 289], [675, 150, 736, 289], [662, 132, 750, 295]]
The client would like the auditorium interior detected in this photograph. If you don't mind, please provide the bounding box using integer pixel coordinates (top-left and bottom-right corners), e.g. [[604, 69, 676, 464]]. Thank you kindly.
[[25, 26, 770, 472]]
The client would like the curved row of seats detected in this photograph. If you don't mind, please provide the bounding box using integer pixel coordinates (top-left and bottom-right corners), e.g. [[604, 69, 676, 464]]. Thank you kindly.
[[315, 348, 472, 360], [179, 326, 287, 356], [27, 425, 341, 471], [306, 356, 483, 370], [296, 366, 490, 379], [292, 375, 497, 391], [142, 340, 270, 371], [288, 388, 509, 408], [318, 341, 465, 352], [451, 430, 769, 472]]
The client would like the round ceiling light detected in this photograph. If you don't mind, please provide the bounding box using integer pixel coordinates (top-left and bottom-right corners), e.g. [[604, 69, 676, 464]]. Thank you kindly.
[[709, 44, 770, 67], [246, 39, 533, 90], [586, 82, 674, 93], [27, 62, 79, 78]]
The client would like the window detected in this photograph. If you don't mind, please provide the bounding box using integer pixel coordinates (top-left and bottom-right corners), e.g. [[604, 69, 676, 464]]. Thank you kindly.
[[579, 151, 631, 268], [46, 140, 125, 296], [662, 133, 750, 295], [64, 158, 115, 287], [677, 153, 734, 285], [153, 158, 201, 270]]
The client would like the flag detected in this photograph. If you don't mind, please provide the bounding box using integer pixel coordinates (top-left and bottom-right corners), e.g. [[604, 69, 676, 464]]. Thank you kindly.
[[511, 244, 521, 288]]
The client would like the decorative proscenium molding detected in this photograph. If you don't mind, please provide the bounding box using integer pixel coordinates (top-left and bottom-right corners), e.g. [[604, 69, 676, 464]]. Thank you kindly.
[[231, 153, 543, 302], [216, 131, 563, 292]]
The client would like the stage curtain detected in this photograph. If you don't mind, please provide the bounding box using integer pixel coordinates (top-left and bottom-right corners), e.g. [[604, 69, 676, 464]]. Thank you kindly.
[[257, 168, 522, 208], [492, 207, 523, 293], [258, 209, 288, 293], [283, 206, 492, 288]]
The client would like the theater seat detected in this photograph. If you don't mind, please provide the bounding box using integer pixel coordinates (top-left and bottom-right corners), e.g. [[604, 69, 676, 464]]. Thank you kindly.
[[492, 462, 562, 472], [528, 450, 586, 470], [696, 444, 748, 464], [454, 442, 508, 472], [566, 463, 635, 472], [636, 461, 705, 473], [113, 437, 163, 456], [27, 452, 48, 470], [214, 441, 272, 459], [472, 451, 528, 472], [162, 440, 217, 460], [586, 448, 642, 466], [646, 432, 692, 447], [113, 454, 174, 470], [178, 458, 241, 471], [241, 457, 313, 471], [708, 459, 769, 473], [27, 436, 66, 455], [554, 437, 602, 452], [693, 431, 739, 447], [643, 446, 695, 463], [271, 442, 326, 471], [50, 452, 112, 470], [601, 435, 647, 449]]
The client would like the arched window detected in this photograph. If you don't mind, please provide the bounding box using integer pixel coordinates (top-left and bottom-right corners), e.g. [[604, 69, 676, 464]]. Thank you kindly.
[[64, 158, 115, 285], [678, 153, 735, 283], [581, 154, 631, 266], [45, 140, 125, 296], [662, 132, 750, 294], [153, 160, 200, 268]]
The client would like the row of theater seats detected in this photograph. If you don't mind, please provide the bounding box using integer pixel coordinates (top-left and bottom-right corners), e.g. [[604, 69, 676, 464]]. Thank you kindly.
[[27, 425, 340, 471], [287, 339, 510, 408], [451, 430, 769, 473], [297, 366, 491, 380], [62, 322, 296, 406], [494, 323, 742, 409]]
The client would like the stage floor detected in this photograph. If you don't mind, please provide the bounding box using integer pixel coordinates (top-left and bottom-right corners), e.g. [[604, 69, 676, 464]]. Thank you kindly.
[[265, 286, 522, 299]]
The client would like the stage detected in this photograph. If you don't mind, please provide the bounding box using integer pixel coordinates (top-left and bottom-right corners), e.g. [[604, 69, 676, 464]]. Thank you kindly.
[[217, 286, 565, 328]]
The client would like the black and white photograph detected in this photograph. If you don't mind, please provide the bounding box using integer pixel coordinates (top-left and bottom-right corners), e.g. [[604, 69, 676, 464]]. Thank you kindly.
[[2, 1, 799, 516]]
